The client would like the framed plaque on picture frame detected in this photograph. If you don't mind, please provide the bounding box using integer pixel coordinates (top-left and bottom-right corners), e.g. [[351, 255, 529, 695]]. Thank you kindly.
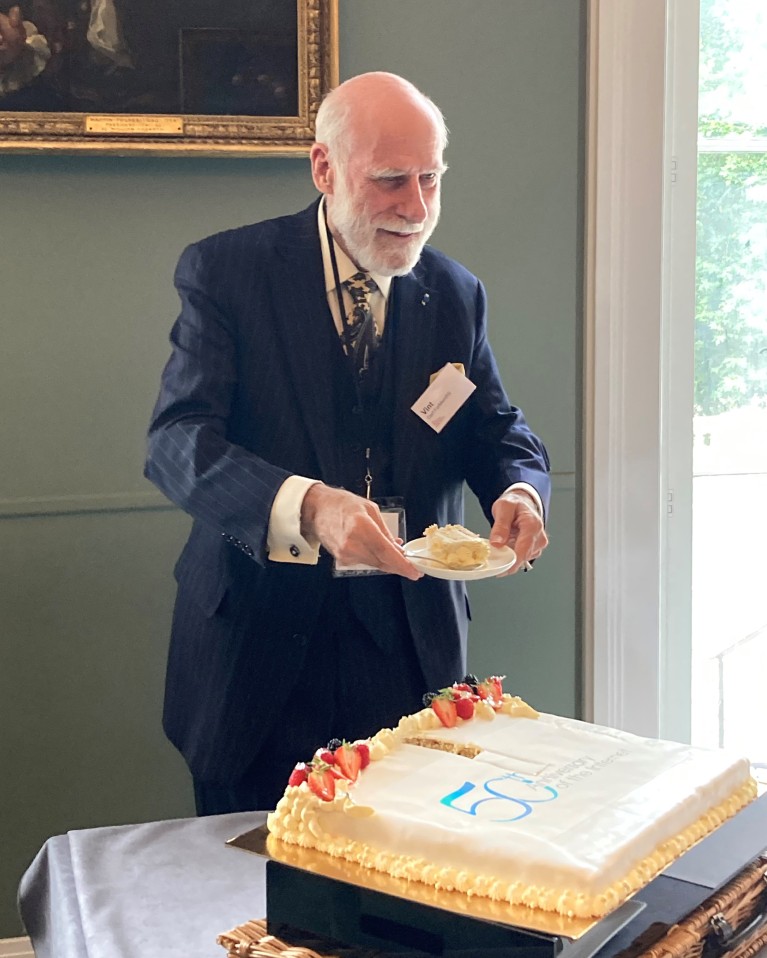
[[0, 0, 338, 156]]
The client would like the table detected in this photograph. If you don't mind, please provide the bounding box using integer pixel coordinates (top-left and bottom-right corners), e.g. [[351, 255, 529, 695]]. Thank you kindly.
[[18, 797, 767, 958], [18, 811, 266, 958]]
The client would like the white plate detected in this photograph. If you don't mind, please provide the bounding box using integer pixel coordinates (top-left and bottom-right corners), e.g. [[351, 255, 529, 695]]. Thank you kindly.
[[403, 537, 516, 580]]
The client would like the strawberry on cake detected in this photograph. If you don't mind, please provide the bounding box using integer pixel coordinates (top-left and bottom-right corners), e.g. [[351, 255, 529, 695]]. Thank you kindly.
[[267, 676, 756, 919]]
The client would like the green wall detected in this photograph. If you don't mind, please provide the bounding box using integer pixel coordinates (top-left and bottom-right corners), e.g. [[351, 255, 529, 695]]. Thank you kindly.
[[0, 0, 585, 937]]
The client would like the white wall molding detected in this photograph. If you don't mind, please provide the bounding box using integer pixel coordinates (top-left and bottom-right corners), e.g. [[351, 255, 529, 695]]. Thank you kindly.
[[0, 489, 175, 519], [583, 0, 669, 735]]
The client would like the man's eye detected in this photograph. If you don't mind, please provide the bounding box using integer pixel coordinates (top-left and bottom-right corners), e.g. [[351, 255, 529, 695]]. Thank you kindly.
[[420, 173, 439, 188]]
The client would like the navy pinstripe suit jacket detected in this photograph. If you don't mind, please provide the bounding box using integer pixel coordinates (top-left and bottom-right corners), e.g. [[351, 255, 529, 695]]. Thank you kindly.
[[145, 200, 551, 783]]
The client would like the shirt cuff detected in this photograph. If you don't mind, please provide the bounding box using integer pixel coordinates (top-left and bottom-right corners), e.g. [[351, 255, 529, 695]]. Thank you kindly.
[[267, 475, 323, 564], [504, 482, 545, 522]]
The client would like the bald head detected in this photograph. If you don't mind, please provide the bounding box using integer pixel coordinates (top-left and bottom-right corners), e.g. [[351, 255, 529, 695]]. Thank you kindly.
[[315, 72, 448, 167]]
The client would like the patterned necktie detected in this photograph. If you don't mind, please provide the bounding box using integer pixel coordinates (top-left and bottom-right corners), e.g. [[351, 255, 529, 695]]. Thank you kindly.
[[342, 271, 380, 378]]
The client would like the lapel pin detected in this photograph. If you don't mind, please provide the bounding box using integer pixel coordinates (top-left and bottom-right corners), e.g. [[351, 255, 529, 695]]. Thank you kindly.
[[421, 293, 430, 306]]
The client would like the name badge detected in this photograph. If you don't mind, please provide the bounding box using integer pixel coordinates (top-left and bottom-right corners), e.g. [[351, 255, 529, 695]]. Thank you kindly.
[[411, 363, 476, 433], [333, 498, 406, 577]]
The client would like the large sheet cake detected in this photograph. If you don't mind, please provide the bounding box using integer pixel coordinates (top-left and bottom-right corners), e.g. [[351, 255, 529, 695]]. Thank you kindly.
[[267, 680, 755, 918]]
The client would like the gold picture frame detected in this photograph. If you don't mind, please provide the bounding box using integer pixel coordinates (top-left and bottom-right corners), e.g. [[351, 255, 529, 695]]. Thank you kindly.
[[0, 0, 338, 156]]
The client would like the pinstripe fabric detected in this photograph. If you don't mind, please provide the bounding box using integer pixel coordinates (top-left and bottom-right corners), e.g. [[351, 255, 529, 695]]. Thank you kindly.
[[145, 200, 551, 788], [193, 577, 427, 813]]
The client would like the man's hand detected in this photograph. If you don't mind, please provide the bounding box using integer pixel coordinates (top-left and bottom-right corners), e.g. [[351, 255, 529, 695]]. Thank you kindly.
[[489, 489, 548, 576], [0, 6, 28, 69], [300, 484, 423, 581]]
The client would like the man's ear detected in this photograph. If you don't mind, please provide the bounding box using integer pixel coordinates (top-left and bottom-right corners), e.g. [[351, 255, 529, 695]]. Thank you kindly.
[[310, 143, 334, 194]]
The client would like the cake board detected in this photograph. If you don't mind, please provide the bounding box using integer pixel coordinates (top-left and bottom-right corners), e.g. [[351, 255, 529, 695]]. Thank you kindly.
[[227, 825, 645, 958], [591, 791, 767, 958]]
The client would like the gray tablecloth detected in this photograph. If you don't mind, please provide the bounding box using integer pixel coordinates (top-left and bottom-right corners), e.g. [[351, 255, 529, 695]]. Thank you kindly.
[[18, 799, 767, 958], [18, 811, 266, 958]]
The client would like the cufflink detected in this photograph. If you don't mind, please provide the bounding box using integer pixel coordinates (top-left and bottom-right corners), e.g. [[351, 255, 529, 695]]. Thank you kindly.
[[290, 544, 300, 558]]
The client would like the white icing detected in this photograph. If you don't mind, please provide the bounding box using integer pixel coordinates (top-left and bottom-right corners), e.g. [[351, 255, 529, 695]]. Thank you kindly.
[[268, 705, 754, 917]]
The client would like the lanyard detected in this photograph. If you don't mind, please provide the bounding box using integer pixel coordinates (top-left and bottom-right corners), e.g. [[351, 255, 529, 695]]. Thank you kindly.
[[324, 203, 367, 371], [323, 205, 385, 500]]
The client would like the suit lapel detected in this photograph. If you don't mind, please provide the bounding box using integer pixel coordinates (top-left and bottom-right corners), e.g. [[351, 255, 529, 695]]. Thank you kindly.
[[271, 204, 344, 486], [269, 208, 440, 493], [390, 267, 439, 496]]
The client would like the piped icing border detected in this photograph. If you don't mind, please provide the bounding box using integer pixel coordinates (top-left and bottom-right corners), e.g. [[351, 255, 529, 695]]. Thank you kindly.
[[266, 690, 757, 919], [268, 776, 756, 918]]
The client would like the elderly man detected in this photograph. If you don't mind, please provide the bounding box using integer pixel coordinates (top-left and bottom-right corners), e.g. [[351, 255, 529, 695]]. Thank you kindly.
[[146, 72, 551, 814]]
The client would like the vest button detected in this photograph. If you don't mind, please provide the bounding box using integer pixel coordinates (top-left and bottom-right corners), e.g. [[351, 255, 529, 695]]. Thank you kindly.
[[289, 544, 300, 557]]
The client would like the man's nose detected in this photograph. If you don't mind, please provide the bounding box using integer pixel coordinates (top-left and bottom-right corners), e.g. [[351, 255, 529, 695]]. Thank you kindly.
[[397, 178, 429, 223]]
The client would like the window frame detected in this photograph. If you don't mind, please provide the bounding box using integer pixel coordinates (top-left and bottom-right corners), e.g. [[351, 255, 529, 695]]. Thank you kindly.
[[583, 0, 699, 738]]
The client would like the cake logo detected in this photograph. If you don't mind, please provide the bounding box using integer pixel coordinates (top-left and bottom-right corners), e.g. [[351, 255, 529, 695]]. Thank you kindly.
[[440, 771, 558, 822]]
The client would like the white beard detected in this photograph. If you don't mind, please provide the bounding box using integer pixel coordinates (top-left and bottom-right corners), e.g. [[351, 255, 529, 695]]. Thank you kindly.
[[328, 181, 440, 277]]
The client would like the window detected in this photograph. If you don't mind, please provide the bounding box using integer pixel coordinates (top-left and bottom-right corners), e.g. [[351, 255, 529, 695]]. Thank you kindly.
[[586, 0, 767, 766], [691, 0, 767, 758]]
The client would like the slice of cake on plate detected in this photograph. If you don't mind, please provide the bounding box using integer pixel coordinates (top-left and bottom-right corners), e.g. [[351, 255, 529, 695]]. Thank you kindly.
[[267, 676, 755, 919], [423, 524, 491, 569]]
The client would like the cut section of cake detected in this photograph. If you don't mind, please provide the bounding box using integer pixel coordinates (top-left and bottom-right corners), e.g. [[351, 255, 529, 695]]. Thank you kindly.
[[422, 524, 491, 569], [267, 677, 756, 920]]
